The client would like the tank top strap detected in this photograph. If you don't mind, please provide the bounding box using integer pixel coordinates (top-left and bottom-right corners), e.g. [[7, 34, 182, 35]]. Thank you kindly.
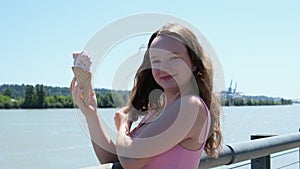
[[129, 111, 155, 137], [198, 97, 211, 142]]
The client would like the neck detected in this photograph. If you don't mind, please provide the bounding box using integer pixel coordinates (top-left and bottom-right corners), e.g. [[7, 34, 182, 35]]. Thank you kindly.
[[164, 82, 196, 107], [164, 91, 180, 108]]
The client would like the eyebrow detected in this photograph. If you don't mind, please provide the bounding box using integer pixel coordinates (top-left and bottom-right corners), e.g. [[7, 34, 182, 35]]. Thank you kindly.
[[172, 51, 180, 55], [150, 51, 181, 58]]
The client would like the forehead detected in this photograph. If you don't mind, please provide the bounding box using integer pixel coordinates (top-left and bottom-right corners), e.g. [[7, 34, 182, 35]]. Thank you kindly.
[[149, 35, 187, 55]]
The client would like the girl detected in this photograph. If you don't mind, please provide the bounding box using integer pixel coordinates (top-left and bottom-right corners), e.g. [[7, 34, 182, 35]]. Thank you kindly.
[[71, 23, 222, 169]]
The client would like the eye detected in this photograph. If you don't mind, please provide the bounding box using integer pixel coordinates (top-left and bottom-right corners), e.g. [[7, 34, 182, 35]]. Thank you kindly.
[[170, 55, 179, 60], [151, 60, 160, 64]]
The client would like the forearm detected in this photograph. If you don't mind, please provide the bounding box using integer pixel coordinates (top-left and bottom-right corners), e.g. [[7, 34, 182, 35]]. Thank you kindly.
[[114, 110, 152, 169], [85, 113, 118, 163], [116, 123, 131, 151], [116, 123, 130, 164], [116, 123, 137, 168], [91, 140, 118, 164]]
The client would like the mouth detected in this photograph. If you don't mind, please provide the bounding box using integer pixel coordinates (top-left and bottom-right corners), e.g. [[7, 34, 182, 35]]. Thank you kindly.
[[160, 74, 176, 81]]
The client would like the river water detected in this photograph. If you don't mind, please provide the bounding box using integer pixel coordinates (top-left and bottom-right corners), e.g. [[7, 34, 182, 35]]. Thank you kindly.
[[1, 104, 299, 169]]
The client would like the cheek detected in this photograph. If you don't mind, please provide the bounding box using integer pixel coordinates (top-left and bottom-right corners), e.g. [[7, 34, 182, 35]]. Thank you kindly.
[[152, 68, 160, 78]]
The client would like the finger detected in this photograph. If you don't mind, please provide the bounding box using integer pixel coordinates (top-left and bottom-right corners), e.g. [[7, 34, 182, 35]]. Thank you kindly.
[[90, 87, 95, 96], [70, 77, 76, 92], [123, 106, 130, 114], [73, 81, 80, 93], [76, 83, 86, 96], [114, 113, 118, 120], [72, 82, 83, 97], [119, 106, 129, 114]]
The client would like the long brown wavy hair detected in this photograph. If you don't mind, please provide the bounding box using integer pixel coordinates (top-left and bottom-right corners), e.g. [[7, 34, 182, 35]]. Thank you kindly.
[[127, 23, 222, 157]]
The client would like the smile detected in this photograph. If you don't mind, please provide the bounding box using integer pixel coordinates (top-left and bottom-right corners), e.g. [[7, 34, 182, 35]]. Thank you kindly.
[[160, 74, 176, 81]]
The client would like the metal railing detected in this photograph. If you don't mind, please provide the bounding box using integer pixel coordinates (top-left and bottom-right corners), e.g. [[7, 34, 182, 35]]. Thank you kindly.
[[199, 132, 300, 169]]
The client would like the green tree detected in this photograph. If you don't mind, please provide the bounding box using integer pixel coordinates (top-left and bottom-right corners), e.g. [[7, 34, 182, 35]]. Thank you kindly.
[[111, 92, 125, 107], [122, 93, 129, 104], [98, 92, 114, 108], [44, 95, 74, 108], [4, 88, 12, 98], [246, 98, 253, 106], [45, 95, 57, 108], [36, 84, 47, 108], [96, 92, 103, 108], [233, 98, 245, 106], [0, 94, 11, 108], [22, 85, 35, 108]]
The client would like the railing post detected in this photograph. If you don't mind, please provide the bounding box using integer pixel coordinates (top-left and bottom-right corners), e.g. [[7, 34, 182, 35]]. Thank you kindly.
[[250, 134, 274, 169]]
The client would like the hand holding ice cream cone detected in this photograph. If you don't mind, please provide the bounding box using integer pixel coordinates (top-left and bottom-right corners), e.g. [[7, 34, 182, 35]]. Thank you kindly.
[[72, 51, 92, 106]]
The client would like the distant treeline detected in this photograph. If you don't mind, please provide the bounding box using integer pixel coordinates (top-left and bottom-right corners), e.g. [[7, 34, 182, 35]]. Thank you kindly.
[[0, 84, 129, 109], [0, 84, 293, 109], [222, 97, 293, 106]]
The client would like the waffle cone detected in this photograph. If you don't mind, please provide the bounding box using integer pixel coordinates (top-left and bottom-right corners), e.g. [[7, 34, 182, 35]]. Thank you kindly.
[[72, 67, 91, 105]]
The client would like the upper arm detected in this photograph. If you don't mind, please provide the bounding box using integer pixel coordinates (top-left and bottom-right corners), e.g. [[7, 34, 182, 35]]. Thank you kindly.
[[117, 95, 208, 166]]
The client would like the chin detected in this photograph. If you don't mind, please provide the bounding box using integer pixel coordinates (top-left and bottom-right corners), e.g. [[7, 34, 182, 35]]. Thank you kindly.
[[159, 82, 179, 91]]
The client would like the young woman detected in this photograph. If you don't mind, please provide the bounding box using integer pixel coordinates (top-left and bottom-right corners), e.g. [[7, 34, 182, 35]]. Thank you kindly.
[[70, 23, 222, 169]]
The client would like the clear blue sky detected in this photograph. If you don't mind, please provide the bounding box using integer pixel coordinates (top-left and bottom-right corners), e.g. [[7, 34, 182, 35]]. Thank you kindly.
[[0, 0, 299, 99]]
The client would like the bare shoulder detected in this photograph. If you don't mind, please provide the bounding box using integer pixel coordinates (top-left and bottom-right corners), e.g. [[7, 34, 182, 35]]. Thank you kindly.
[[180, 95, 208, 124], [180, 95, 209, 148], [180, 95, 206, 110], [172, 94, 208, 122]]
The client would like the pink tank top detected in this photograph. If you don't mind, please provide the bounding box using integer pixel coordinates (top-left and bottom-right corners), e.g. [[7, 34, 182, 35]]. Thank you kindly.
[[130, 98, 211, 169]]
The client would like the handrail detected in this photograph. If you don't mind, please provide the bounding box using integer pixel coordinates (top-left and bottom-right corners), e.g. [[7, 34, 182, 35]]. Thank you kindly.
[[199, 132, 300, 169]]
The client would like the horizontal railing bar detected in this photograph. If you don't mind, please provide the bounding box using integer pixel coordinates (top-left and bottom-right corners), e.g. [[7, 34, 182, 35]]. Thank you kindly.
[[199, 132, 300, 169]]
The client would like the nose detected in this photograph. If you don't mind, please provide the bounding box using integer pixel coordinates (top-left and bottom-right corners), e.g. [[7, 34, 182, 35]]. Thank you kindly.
[[152, 62, 170, 74], [157, 60, 173, 72]]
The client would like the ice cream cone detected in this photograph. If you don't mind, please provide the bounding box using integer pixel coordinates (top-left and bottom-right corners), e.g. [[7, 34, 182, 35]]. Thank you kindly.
[[72, 66, 91, 105]]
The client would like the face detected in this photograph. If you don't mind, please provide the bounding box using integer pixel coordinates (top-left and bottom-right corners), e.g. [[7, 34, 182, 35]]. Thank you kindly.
[[149, 35, 194, 92]]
